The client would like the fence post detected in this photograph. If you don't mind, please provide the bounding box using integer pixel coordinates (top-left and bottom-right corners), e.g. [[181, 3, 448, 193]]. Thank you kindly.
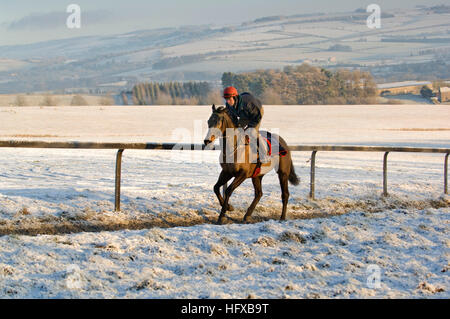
[[115, 149, 124, 212], [445, 153, 449, 195], [309, 151, 317, 200], [383, 152, 389, 197]]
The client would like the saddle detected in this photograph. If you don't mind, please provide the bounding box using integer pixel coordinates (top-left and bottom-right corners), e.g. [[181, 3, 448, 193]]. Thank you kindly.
[[251, 131, 288, 178]]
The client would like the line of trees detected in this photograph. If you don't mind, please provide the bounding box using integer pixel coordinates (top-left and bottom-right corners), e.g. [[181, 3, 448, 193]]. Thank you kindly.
[[222, 64, 378, 105], [131, 64, 378, 106], [131, 81, 221, 105]]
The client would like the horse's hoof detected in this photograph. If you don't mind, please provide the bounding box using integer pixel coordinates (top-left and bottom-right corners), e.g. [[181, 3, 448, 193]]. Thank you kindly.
[[243, 217, 251, 224], [217, 216, 225, 225], [227, 204, 234, 212]]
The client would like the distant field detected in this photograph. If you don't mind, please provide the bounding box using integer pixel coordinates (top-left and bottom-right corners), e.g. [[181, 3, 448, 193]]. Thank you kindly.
[[0, 104, 449, 147]]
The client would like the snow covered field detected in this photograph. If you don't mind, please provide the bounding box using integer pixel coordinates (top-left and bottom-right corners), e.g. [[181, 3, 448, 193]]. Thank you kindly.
[[0, 105, 448, 298]]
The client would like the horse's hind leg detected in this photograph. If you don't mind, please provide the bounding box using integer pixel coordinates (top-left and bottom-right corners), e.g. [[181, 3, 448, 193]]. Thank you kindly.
[[243, 176, 263, 223], [278, 172, 289, 220], [214, 170, 234, 211]]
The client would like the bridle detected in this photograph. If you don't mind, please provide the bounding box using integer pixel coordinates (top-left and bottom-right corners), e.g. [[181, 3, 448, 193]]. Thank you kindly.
[[209, 111, 245, 155]]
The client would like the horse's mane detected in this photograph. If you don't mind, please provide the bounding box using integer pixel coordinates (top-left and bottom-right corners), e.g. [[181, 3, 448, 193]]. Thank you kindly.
[[214, 106, 227, 113], [212, 105, 229, 118], [213, 105, 237, 126]]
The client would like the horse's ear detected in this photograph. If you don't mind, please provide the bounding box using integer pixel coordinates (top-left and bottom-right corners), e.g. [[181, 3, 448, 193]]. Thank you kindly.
[[212, 104, 216, 112]]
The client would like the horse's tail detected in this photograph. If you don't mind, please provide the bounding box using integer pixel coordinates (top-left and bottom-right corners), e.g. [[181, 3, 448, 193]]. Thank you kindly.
[[288, 156, 300, 186]]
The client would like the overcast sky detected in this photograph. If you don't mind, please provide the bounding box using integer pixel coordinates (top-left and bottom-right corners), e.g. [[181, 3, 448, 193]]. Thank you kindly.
[[0, 0, 446, 46]]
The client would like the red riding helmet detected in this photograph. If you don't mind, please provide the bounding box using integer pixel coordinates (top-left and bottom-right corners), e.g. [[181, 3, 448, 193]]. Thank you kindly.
[[223, 86, 238, 98]]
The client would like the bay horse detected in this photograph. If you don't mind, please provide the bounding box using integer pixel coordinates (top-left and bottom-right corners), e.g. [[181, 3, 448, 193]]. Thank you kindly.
[[204, 105, 300, 225]]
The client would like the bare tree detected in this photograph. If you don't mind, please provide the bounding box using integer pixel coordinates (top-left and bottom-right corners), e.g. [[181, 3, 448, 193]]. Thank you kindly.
[[261, 88, 283, 105], [40, 95, 58, 106], [204, 90, 223, 105], [99, 95, 115, 106], [154, 93, 173, 105], [14, 95, 28, 107], [70, 95, 88, 106]]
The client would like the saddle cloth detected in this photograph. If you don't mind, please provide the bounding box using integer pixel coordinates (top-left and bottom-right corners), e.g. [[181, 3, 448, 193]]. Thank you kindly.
[[259, 131, 288, 158], [252, 131, 288, 178]]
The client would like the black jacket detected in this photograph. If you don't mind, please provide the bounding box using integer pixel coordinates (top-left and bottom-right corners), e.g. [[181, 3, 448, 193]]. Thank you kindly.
[[226, 92, 263, 128]]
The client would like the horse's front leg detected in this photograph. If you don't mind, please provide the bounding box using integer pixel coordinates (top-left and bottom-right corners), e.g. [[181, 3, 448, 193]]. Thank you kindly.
[[217, 171, 247, 225], [213, 170, 234, 211]]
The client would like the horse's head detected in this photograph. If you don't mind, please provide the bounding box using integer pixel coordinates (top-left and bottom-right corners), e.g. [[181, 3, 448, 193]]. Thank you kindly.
[[204, 104, 232, 146]]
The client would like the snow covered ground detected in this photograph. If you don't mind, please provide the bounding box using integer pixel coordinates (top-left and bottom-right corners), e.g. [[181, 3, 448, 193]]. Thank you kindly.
[[0, 208, 448, 299], [0, 105, 448, 298]]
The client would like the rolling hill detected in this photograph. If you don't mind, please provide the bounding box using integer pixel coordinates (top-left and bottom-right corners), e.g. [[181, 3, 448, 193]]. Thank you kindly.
[[0, 5, 449, 94]]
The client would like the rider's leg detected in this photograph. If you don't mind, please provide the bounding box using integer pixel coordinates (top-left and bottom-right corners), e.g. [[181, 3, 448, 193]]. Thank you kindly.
[[257, 131, 270, 164]]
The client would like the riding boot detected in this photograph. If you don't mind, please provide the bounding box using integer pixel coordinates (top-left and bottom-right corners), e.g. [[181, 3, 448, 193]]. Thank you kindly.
[[252, 141, 263, 178]]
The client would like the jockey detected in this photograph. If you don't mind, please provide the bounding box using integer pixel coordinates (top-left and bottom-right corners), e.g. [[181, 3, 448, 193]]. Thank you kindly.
[[223, 86, 269, 172]]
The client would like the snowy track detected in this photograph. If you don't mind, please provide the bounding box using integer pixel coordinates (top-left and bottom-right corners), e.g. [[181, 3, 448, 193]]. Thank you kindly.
[[0, 148, 447, 236]]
